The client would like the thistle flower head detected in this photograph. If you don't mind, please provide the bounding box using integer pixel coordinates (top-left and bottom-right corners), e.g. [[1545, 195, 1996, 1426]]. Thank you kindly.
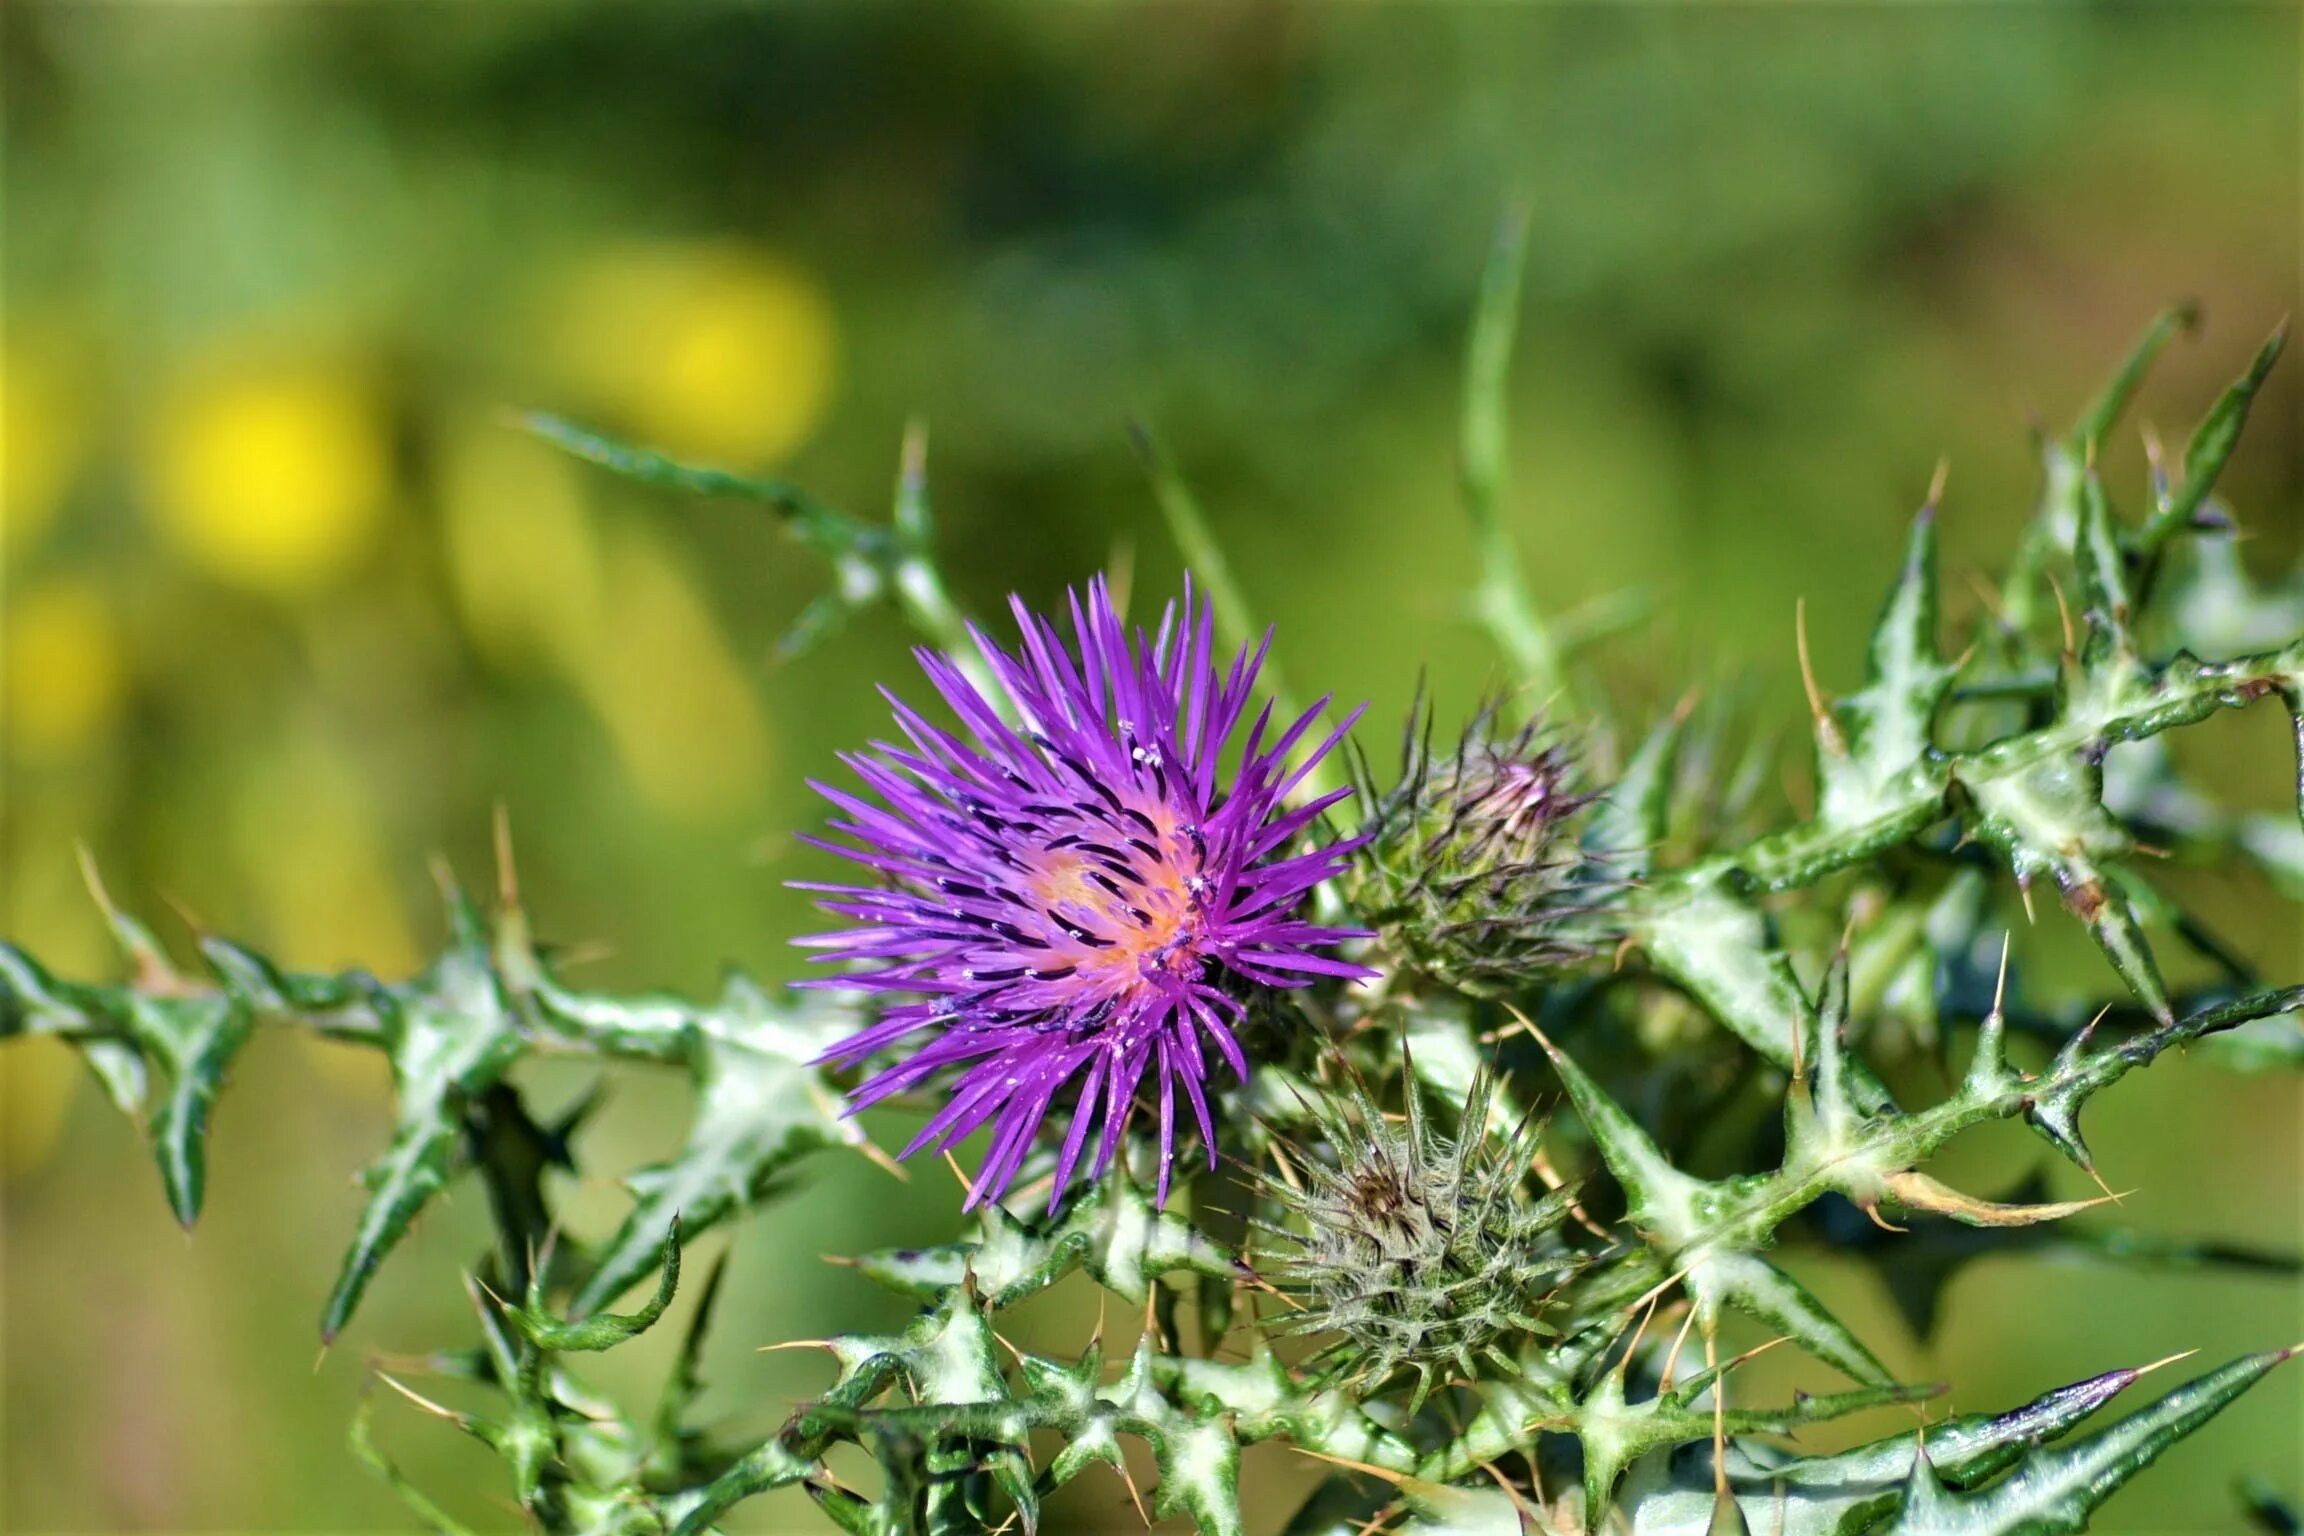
[[798, 576, 1371, 1210], [1262, 1061, 1580, 1409], [1349, 698, 1608, 993]]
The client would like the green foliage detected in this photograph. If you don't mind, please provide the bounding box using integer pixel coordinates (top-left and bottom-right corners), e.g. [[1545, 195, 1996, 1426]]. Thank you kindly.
[[1617, 1351, 2288, 1536], [1, 852, 872, 1344], [524, 412, 980, 681], [5, 229, 2301, 1533]]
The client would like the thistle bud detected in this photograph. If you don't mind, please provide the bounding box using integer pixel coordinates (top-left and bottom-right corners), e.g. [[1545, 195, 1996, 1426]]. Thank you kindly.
[[1348, 701, 1609, 994], [1260, 1063, 1580, 1410]]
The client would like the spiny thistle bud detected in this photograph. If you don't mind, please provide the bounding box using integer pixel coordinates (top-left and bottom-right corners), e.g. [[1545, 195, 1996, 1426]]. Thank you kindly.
[[1260, 1062, 1581, 1410], [1347, 698, 1610, 994]]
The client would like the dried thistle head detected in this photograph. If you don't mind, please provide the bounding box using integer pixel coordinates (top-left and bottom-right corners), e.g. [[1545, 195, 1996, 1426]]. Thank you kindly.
[[1259, 1061, 1580, 1410], [1347, 696, 1612, 994]]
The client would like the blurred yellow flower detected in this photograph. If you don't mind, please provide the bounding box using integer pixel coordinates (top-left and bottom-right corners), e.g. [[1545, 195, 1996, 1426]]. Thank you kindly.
[[548, 243, 838, 465], [2, 346, 85, 556], [439, 425, 605, 672], [144, 359, 390, 595], [575, 520, 771, 823], [3, 578, 129, 761]]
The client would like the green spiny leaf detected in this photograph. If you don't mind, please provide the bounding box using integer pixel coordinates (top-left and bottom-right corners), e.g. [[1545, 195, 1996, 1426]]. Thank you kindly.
[[851, 1174, 1235, 1311], [324, 883, 526, 1341], [2069, 303, 2196, 457], [1278, 1477, 1392, 1536], [2202, 999, 2304, 1071], [119, 988, 254, 1229], [1692, 1251, 1895, 1388], [532, 411, 984, 689], [1875, 1349, 2296, 1535], [1577, 1355, 1923, 1531], [197, 935, 390, 1045], [1618, 1356, 2154, 1535], [666, 1437, 823, 1536], [647, 1250, 731, 1483], [1391, 1479, 1526, 1536], [1147, 1411, 1246, 1536], [509, 1218, 680, 1352], [1785, 946, 1876, 1167], [1160, 1345, 1416, 1472], [1633, 881, 1895, 1113], [349, 1387, 482, 1536], [466, 1083, 590, 1292], [2157, 531, 2304, 658], [1648, 631, 2304, 903], [2141, 321, 2288, 556], [1961, 749, 2171, 1022], [78, 1037, 151, 1117], [2023, 985, 2304, 1174], [570, 979, 870, 1315], [527, 410, 872, 562], [1523, 1017, 1715, 1249], [1829, 503, 1956, 821], [2072, 467, 2136, 673], [0, 904, 257, 1229]]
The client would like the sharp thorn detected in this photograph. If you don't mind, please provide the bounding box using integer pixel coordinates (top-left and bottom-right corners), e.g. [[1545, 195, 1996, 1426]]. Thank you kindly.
[[2046, 571, 2076, 660], [1794, 598, 1843, 753], [492, 802, 520, 911], [2132, 1347, 2199, 1378]]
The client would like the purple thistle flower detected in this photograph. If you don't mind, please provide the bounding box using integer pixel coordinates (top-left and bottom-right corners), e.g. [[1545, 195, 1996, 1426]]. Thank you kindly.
[[796, 575, 1372, 1210]]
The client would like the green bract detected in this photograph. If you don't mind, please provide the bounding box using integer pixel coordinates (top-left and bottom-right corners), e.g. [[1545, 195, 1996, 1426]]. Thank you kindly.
[[1261, 1063, 1581, 1410], [1348, 704, 1610, 994], [3, 225, 2299, 1534]]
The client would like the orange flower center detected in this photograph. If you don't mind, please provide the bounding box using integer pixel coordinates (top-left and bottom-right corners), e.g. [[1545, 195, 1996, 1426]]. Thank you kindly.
[[1025, 801, 1209, 991]]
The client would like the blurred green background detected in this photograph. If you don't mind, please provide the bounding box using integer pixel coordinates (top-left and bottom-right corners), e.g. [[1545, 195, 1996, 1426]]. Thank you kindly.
[[3, 5, 2300, 1531]]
